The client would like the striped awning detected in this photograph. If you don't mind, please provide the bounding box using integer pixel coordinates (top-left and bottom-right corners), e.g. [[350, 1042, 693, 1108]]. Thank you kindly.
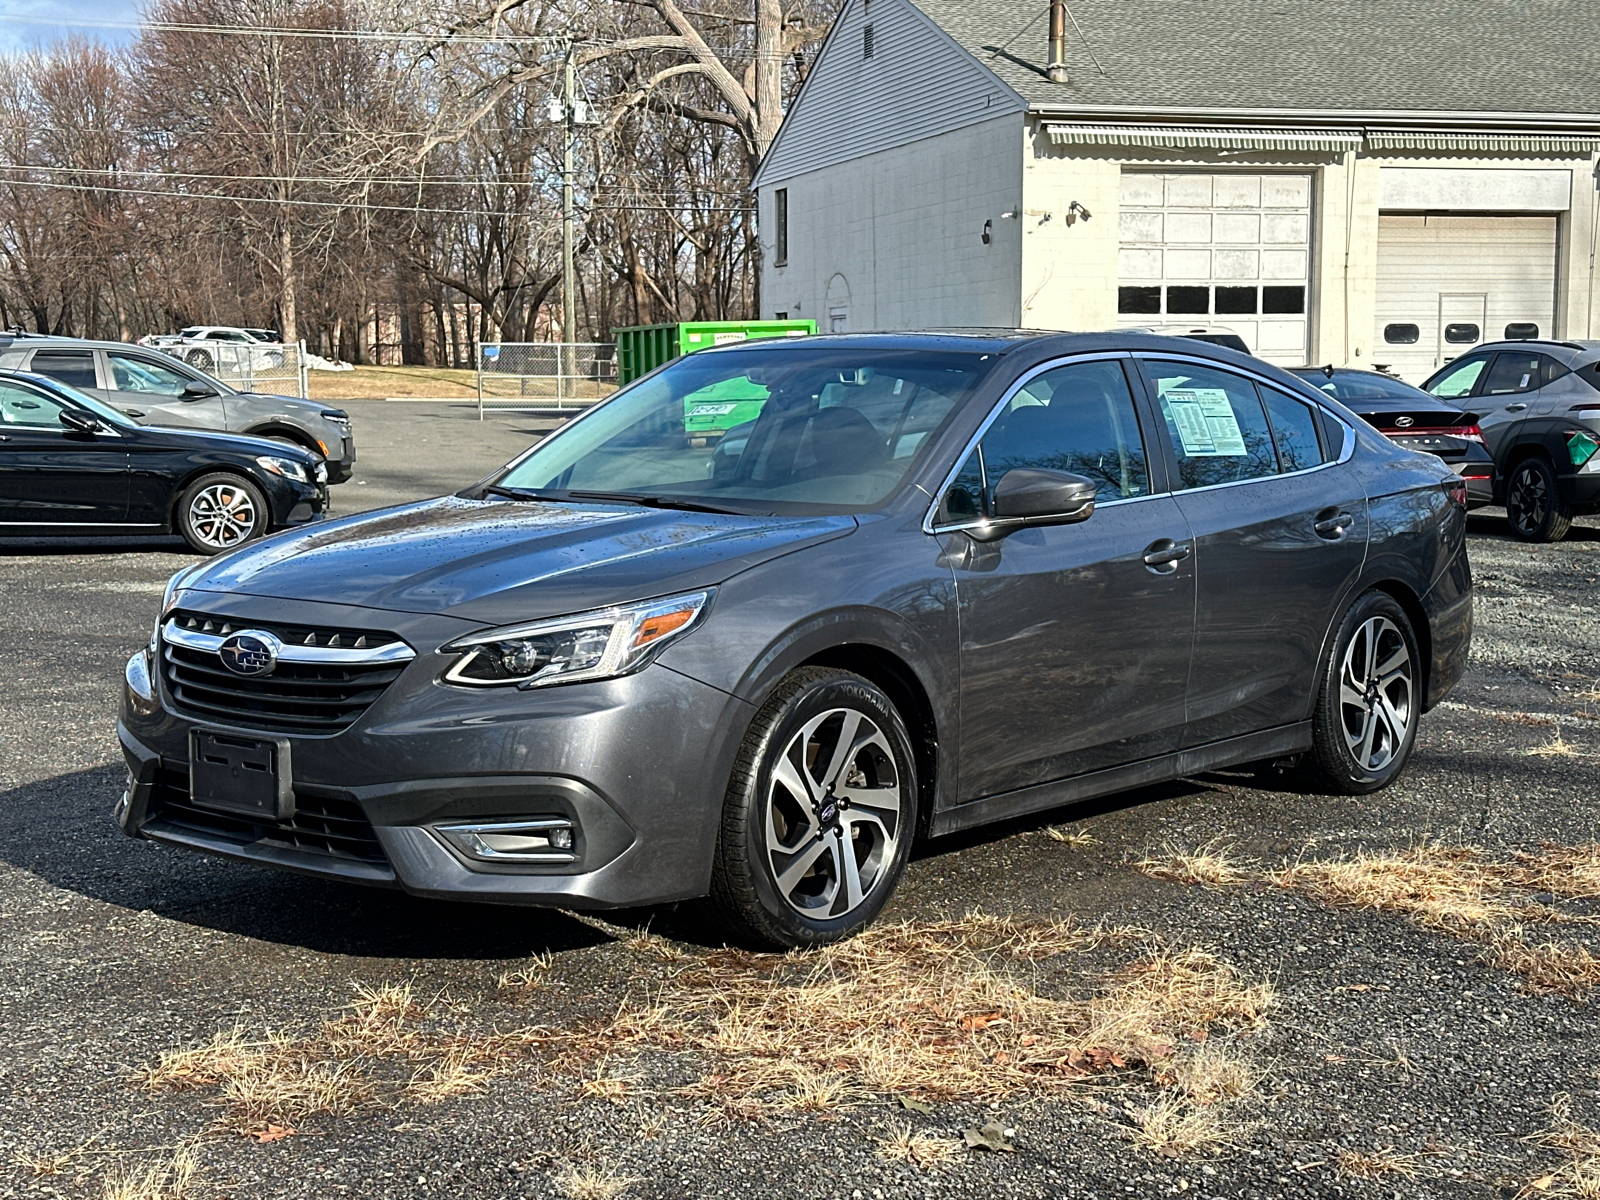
[[1366, 129, 1600, 153], [1043, 124, 1363, 152]]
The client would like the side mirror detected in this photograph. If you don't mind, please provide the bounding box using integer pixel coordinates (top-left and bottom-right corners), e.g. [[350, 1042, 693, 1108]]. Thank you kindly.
[[58, 409, 101, 434], [182, 379, 218, 399], [970, 468, 1096, 539]]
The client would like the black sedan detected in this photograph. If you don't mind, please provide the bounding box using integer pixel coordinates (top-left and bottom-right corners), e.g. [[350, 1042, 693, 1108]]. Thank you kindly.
[[119, 331, 1472, 949], [0, 369, 327, 553], [1291, 367, 1495, 508]]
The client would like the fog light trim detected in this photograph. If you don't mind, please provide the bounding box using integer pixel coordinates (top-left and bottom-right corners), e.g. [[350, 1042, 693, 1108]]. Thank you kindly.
[[432, 817, 578, 864]]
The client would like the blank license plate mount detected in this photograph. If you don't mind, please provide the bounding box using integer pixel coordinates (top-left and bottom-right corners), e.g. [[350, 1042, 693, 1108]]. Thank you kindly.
[[189, 730, 293, 820]]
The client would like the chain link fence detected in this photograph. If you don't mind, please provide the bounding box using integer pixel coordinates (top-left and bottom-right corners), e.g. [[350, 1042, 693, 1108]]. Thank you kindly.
[[477, 343, 618, 418], [156, 339, 310, 397]]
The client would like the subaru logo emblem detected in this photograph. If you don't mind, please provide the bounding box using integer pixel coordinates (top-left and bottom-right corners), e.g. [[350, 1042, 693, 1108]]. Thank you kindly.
[[217, 631, 280, 677], [1394, 415, 1415, 428]]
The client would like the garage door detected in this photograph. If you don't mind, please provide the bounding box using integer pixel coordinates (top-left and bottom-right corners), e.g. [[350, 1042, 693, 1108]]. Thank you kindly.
[[1373, 214, 1558, 383], [1118, 171, 1312, 365]]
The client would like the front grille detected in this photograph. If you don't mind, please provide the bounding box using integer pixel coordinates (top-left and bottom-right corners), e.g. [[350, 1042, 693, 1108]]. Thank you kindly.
[[147, 762, 389, 867], [160, 609, 411, 734]]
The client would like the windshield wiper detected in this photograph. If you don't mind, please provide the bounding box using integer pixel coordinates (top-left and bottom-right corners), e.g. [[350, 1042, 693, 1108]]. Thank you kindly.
[[566, 489, 744, 515], [480, 483, 558, 502]]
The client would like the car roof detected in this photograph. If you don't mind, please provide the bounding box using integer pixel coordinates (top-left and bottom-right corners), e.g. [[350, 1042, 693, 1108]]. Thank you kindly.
[[703, 327, 1270, 359], [1465, 338, 1600, 366], [0, 333, 200, 355]]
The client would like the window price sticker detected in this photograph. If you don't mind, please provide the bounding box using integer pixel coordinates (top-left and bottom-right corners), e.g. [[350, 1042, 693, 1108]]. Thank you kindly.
[[1163, 388, 1247, 457]]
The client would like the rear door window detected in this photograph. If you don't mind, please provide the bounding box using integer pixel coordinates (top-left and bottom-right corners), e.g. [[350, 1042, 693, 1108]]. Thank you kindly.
[[27, 350, 98, 390], [1481, 351, 1542, 396], [1259, 387, 1326, 472], [1146, 361, 1278, 490]]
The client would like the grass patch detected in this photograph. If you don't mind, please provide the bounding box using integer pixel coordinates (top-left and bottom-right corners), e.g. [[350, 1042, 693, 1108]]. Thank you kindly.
[[875, 1124, 963, 1170], [1043, 825, 1098, 847], [100, 1147, 198, 1200], [1523, 1095, 1600, 1197], [1333, 1145, 1423, 1180], [1150, 841, 1600, 997], [555, 1161, 639, 1200]]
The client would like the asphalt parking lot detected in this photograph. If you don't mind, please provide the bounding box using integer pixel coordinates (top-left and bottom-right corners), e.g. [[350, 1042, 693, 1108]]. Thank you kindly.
[[3, 400, 1599, 1199]]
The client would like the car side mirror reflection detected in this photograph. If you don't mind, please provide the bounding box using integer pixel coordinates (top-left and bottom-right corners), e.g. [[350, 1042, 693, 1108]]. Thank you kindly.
[[181, 380, 218, 399], [58, 409, 101, 433], [969, 468, 1096, 540]]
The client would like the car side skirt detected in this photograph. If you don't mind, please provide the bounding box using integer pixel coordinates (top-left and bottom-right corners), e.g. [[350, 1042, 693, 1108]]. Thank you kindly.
[[929, 722, 1313, 837]]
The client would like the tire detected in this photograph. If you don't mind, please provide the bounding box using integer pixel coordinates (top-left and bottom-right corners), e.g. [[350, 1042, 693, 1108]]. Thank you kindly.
[[176, 472, 269, 555], [709, 667, 917, 949], [1304, 590, 1422, 795], [185, 349, 215, 373], [1505, 455, 1572, 543]]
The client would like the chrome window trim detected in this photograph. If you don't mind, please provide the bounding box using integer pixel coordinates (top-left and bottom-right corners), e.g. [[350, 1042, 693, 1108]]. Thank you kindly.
[[0, 520, 160, 527], [922, 351, 1142, 535], [162, 619, 416, 665]]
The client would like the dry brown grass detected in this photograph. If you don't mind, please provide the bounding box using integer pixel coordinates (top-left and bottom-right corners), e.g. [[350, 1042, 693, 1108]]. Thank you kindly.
[[1138, 842, 1251, 887], [600, 914, 1270, 1115], [1333, 1145, 1424, 1180], [497, 952, 555, 991], [99, 1147, 198, 1200], [1141, 841, 1600, 998], [875, 1123, 963, 1170], [1522, 1096, 1600, 1197], [1527, 733, 1583, 759], [1044, 825, 1098, 847], [1129, 1095, 1246, 1155], [554, 1161, 639, 1200]]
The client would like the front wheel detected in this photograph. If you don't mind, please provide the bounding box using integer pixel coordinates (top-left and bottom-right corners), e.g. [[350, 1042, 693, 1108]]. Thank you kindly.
[[709, 667, 917, 949], [1505, 455, 1572, 543], [177, 473, 268, 555], [1304, 590, 1421, 795]]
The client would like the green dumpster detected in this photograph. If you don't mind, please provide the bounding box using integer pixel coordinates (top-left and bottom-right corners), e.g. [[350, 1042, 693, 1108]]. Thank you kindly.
[[613, 320, 816, 439]]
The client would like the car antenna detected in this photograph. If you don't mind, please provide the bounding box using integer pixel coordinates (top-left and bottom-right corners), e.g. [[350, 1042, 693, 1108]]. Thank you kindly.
[[1320, 363, 1334, 378]]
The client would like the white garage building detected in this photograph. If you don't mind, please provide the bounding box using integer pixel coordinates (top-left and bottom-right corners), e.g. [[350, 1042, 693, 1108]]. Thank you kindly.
[[753, 0, 1600, 380]]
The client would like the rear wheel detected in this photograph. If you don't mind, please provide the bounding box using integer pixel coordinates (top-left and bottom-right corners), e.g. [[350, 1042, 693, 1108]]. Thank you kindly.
[[1304, 590, 1421, 795], [1505, 455, 1572, 543], [709, 667, 916, 949], [184, 348, 215, 373], [177, 472, 268, 555]]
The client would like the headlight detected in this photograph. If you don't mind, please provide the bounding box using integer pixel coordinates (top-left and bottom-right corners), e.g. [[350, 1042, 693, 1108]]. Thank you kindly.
[[255, 455, 311, 483], [152, 564, 202, 653], [315, 462, 329, 484], [441, 590, 713, 688], [319, 410, 351, 430]]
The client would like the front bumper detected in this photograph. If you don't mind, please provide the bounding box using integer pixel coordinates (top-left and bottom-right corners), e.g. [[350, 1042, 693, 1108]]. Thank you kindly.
[[117, 614, 753, 909], [262, 474, 327, 527]]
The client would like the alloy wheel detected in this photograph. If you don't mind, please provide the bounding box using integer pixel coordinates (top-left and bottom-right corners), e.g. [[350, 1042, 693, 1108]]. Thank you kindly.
[[1338, 615, 1414, 774], [188, 483, 259, 549], [763, 707, 904, 919], [1508, 461, 1547, 536]]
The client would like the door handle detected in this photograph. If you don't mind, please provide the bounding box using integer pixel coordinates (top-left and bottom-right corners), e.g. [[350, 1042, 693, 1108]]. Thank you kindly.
[[1314, 509, 1354, 539], [1142, 539, 1192, 573], [1504, 403, 1527, 412], [123, 409, 145, 418]]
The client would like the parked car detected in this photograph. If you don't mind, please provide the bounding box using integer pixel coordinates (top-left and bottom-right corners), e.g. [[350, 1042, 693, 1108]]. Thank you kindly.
[[117, 331, 1472, 949], [1420, 339, 1600, 542], [0, 335, 355, 482], [1290, 367, 1495, 508], [144, 325, 285, 372], [1124, 325, 1252, 355], [0, 369, 327, 553]]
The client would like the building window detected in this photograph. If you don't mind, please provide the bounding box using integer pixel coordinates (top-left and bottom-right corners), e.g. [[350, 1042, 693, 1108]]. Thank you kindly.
[[1383, 323, 1420, 345], [774, 311, 788, 320], [1117, 286, 1161, 315], [1262, 286, 1306, 315], [774, 188, 788, 267], [1165, 286, 1209, 315], [863, 23, 874, 58]]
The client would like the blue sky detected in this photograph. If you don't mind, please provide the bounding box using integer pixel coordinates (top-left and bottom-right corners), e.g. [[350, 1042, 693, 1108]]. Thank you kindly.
[[0, 0, 140, 53]]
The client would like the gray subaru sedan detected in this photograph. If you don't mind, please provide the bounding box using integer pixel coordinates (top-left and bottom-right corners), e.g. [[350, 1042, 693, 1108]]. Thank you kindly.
[[117, 331, 1473, 948]]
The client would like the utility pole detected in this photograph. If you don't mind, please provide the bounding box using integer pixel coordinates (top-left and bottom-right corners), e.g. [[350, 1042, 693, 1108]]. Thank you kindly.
[[561, 41, 577, 399]]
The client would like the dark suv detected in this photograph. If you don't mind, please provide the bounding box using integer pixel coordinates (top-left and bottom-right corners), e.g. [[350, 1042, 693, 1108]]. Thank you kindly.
[[1422, 340, 1600, 541]]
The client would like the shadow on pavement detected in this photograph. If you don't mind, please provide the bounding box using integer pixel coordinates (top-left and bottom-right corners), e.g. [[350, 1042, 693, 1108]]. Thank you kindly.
[[0, 765, 610, 961]]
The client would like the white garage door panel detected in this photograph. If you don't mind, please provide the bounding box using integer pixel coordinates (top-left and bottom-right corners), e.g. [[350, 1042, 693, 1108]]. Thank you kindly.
[[1118, 171, 1312, 366], [1374, 214, 1558, 383]]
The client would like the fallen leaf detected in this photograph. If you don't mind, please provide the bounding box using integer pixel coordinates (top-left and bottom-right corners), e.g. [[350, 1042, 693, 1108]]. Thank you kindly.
[[896, 1095, 933, 1114], [251, 1124, 295, 1144], [960, 1012, 1006, 1031], [1530, 1175, 1556, 1191], [963, 1121, 1015, 1153]]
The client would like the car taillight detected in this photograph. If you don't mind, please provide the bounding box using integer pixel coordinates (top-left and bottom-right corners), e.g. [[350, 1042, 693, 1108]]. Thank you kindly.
[[1443, 479, 1469, 509], [1438, 424, 1485, 443]]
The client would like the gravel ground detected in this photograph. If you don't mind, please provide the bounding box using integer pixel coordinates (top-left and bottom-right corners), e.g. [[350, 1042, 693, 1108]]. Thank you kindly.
[[1, 405, 1597, 1199]]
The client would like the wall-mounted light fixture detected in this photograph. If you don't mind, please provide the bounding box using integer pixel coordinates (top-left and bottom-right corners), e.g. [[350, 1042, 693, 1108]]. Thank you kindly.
[[981, 219, 992, 245], [1064, 201, 1093, 226]]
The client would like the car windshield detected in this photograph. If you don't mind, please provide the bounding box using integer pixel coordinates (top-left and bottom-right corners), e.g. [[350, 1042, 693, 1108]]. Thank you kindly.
[[1293, 371, 1433, 405], [495, 346, 998, 514], [28, 375, 139, 428]]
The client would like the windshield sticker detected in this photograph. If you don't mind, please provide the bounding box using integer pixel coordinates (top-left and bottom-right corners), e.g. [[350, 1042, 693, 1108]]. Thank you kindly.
[[1164, 389, 1246, 457]]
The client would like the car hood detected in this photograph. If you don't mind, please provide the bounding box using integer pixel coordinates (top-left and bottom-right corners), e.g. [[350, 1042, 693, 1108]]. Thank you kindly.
[[182, 495, 856, 624]]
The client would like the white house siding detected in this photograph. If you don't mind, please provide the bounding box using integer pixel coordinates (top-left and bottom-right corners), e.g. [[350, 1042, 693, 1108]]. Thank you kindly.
[[760, 115, 1026, 330], [754, 0, 1026, 190]]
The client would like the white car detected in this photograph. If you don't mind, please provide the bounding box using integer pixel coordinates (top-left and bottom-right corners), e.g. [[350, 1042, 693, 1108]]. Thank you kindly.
[[142, 326, 286, 373]]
